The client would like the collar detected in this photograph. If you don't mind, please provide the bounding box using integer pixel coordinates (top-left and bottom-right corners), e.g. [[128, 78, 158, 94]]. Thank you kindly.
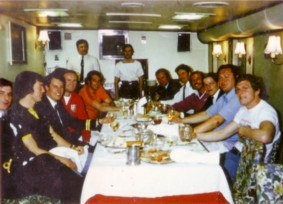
[[46, 95, 57, 108], [213, 89, 220, 99], [224, 88, 236, 102]]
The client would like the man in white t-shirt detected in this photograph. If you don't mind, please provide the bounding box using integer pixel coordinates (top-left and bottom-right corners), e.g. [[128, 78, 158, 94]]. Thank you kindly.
[[114, 44, 144, 99], [67, 39, 101, 83], [196, 74, 281, 182]]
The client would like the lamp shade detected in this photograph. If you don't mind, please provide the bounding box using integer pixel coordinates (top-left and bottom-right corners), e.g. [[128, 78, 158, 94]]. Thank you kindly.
[[212, 44, 222, 57], [234, 42, 246, 58], [264, 35, 282, 58], [38, 30, 50, 42]]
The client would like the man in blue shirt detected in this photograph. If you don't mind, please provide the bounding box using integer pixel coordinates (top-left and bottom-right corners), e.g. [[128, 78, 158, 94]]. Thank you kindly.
[[174, 64, 241, 152]]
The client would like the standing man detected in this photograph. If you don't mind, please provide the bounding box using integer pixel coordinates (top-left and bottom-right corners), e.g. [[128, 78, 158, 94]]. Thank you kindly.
[[161, 64, 195, 105], [153, 68, 181, 101], [67, 39, 101, 83], [173, 64, 242, 152], [195, 74, 281, 182], [114, 44, 144, 99]]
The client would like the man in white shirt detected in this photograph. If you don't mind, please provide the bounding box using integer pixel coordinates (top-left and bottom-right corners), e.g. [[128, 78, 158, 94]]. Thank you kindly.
[[114, 44, 144, 99], [161, 64, 194, 105], [196, 74, 281, 182], [67, 39, 101, 83]]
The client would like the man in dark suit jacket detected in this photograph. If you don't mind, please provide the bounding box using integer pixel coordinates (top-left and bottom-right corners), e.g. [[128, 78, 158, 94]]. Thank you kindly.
[[202, 72, 224, 110], [35, 69, 112, 145], [152, 68, 181, 101]]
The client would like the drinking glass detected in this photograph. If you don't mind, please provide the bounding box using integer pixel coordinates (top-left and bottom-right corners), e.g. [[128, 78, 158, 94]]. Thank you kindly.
[[179, 124, 193, 142], [110, 121, 120, 132]]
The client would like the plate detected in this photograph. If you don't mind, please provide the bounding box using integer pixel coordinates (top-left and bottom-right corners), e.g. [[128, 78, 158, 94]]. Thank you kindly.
[[136, 117, 152, 122], [141, 148, 173, 164]]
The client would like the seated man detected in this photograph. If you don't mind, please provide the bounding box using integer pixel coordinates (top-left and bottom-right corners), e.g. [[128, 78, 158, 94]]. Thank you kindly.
[[172, 71, 209, 115], [9, 71, 84, 202], [0, 78, 18, 199], [195, 74, 281, 182], [79, 70, 120, 120], [62, 69, 91, 142], [35, 69, 112, 146], [152, 68, 181, 101], [172, 64, 242, 152], [202, 72, 224, 109], [161, 64, 195, 105]]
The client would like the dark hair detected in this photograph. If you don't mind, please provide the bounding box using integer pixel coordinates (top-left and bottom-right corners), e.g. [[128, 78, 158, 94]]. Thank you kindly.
[[0, 78, 13, 88], [44, 68, 66, 87], [190, 71, 204, 84], [123, 44, 134, 53], [204, 72, 218, 82], [236, 74, 268, 100], [85, 70, 105, 85], [155, 68, 172, 80], [217, 64, 241, 80], [175, 64, 193, 74], [14, 71, 44, 102], [76, 39, 89, 48]]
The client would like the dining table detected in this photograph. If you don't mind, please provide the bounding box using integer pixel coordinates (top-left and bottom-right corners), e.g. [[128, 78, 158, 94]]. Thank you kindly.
[[80, 110, 234, 204]]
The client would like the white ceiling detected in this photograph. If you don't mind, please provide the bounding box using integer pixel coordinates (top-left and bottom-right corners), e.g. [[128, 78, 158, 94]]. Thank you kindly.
[[0, 0, 282, 31]]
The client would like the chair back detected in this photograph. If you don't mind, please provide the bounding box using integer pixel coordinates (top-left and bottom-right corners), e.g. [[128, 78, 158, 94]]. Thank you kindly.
[[233, 138, 265, 203]]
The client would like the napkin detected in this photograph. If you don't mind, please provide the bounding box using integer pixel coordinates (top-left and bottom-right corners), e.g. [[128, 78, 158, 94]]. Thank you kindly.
[[137, 97, 147, 114], [49, 146, 89, 173], [170, 148, 219, 165], [147, 124, 179, 138]]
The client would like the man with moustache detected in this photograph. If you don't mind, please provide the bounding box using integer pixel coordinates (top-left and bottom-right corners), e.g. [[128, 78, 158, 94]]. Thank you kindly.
[[172, 71, 209, 115], [173, 64, 242, 152], [161, 64, 195, 105], [67, 39, 101, 84], [114, 44, 144, 99]]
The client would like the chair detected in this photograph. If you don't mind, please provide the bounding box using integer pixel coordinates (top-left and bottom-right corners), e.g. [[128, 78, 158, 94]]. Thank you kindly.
[[233, 138, 265, 203], [2, 194, 60, 204], [252, 163, 283, 202]]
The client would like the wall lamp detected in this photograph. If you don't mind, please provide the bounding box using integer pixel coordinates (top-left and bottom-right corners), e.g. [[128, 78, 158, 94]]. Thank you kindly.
[[38, 30, 50, 49], [234, 42, 246, 58], [212, 44, 226, 62], [264, 35, 282, 58]]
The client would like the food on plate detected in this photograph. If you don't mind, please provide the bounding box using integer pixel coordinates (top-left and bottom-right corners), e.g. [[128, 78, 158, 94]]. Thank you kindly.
[[141, 148, 172, 164]]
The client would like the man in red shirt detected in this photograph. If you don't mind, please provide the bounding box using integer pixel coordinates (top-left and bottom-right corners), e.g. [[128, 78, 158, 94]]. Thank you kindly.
[[62, 70, 91, 141], [79, 71, 120, 120]]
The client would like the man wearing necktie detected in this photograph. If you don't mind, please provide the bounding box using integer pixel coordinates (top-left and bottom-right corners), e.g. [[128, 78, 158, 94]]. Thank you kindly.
[[174, 64, 242, 152], [67, 39, 101, 84], [160, 64, 194, 106]]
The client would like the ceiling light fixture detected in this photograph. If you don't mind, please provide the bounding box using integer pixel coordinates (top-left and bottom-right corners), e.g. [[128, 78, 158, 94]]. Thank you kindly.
[[109, 21, 152, 24], [158, 25, 182, 30], [54, 23, 82, 27], [24, 8, 69, 17], [106, 13, 161, 17], [193, 2, 229, 8], [173, 12, 215, 21], [121, 2, 145, 8]]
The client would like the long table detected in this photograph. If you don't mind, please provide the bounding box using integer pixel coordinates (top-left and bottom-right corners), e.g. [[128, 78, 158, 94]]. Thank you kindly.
[[80, 116, 233, 204]]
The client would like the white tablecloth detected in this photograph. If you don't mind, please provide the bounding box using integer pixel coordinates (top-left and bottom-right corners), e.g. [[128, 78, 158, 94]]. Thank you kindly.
[[81, 117, 233, 204]]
